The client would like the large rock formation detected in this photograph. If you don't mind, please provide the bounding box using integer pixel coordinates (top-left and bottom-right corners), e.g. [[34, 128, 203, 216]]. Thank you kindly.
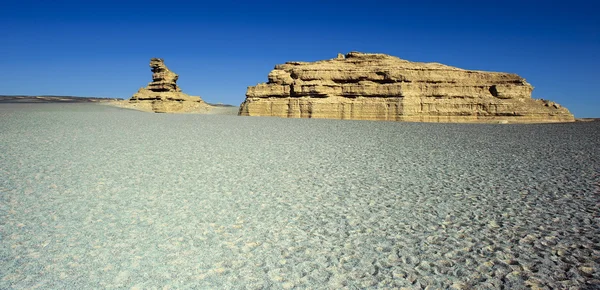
[[127, 58, 212, 113], [239, 52, 574, 123]]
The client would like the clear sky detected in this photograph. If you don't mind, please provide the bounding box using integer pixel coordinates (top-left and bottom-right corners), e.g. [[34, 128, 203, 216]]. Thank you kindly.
[[1, 0, 598, 117]]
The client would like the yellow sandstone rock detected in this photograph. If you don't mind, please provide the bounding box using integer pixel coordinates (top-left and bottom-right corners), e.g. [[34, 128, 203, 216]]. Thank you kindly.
[[239, 52, 574, 123], [121, 58, 212, 113]]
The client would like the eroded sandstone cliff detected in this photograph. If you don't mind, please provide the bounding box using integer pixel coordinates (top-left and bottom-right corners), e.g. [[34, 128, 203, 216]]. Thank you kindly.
[[239, 52, 574, 123], [126, 58, 212, 113]]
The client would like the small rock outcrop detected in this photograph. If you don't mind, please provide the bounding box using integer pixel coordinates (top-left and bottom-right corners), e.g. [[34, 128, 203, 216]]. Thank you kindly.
[[127, 58, 211, 113], [239, 52, 574, 123]]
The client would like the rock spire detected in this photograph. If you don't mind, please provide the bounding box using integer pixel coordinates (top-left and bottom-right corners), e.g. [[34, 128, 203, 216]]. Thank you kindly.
[[128, 58, 211, 113]]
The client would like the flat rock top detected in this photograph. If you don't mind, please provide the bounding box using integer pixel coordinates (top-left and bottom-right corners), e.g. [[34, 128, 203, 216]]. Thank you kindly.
[[280, 51, 500, 73], [263, 51, 526, 86]]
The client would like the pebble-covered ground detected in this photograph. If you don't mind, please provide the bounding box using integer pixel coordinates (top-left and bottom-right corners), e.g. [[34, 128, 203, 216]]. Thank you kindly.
[[1, 103, 599, 289]]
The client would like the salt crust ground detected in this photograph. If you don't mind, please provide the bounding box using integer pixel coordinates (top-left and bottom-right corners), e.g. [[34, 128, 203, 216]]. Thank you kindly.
[[0, 103, 598, 289]]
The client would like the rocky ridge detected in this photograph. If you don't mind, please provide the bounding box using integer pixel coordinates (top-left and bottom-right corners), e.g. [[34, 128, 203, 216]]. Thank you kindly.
[[125, 58, 212, 113], [239, 52, 574, 123]]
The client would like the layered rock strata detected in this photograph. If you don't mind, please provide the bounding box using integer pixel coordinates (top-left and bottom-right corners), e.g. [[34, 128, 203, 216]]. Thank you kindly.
[[128, 58, 211, 113], [239, 52, 574, 123]]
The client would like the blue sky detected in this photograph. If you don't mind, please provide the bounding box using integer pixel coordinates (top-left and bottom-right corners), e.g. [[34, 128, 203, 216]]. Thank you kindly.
[[1, 0, 598, 117]]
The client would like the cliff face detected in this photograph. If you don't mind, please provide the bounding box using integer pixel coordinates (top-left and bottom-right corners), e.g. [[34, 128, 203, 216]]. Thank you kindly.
[[239, 52, 574, 123], [128, 58, 211, 113]]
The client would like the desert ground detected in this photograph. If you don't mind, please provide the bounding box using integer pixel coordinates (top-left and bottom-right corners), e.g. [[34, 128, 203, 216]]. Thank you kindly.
[[1, 103, 598, 289]]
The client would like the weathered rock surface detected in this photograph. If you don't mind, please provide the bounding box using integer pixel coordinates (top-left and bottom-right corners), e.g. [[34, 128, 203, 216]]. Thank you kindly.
[[126, 58, 212, 113], [239, 52, 574, 123]]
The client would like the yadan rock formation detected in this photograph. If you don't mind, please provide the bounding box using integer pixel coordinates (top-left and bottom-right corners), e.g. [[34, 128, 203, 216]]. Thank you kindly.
[[239, 52, 574, 123], [125, 58, 212, 113]]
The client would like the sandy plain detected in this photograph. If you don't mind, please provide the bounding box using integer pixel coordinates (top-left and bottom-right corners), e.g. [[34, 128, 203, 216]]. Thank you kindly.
[[0, 103, 598, 289]]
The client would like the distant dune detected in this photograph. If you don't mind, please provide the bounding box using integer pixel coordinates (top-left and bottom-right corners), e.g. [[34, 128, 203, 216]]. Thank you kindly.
[[0, 95, 118, 103], [0, 95, 236, 108], [575, 118, 600, 122]]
